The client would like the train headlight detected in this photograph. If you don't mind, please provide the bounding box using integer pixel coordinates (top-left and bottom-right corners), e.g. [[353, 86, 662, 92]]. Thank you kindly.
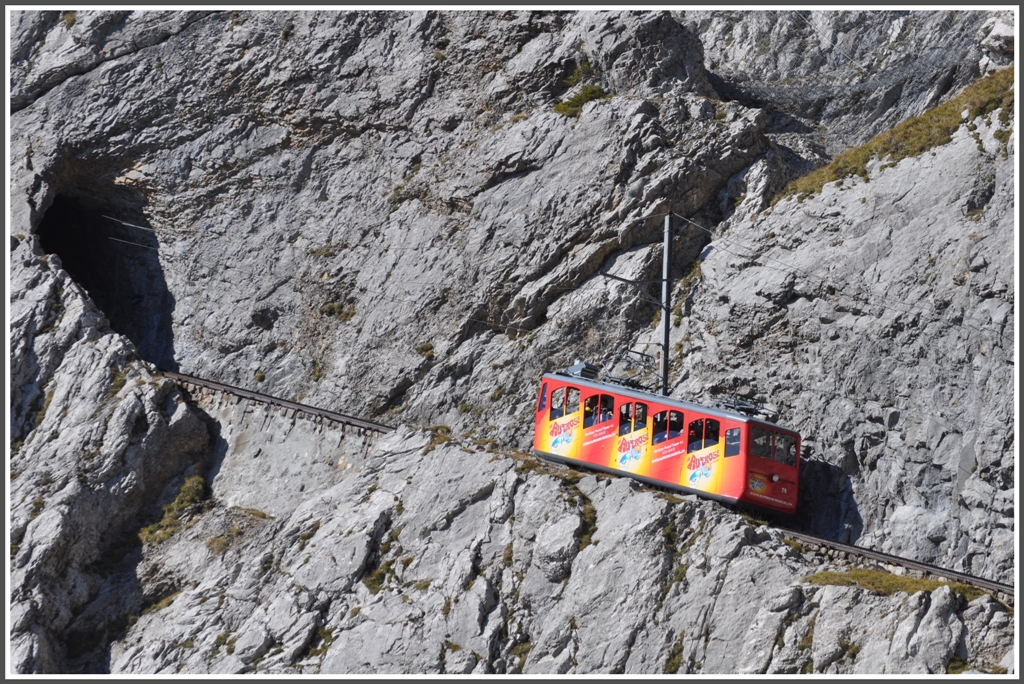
[[772, 474, 780, 482]]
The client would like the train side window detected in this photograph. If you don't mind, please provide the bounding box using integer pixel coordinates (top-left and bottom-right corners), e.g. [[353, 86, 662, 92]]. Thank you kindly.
[[634, 403, 648, 431], [550, 387, 565, 420], [669, 411, 684, 439], [687, 419, 704, 451], [776, 433, 797, 466], [725, 428, 741, 456], [537, 383, 548, 413], [751, 426, 774, 460], [566, 387, 580, 415], [599, 395, 614, 423], [653, 411, 668, 444], [619, 403, 632, 435], [704, 419, 720, 447], [583, 395, 599, 428]]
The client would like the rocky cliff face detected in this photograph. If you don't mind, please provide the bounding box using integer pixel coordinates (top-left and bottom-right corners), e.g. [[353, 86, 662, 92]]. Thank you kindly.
[[7, 9, 1016, 674]]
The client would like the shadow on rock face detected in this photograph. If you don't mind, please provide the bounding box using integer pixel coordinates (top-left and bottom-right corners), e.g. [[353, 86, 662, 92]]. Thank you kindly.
[[795, 455, 864, 543], [36, 192, 178, 369]]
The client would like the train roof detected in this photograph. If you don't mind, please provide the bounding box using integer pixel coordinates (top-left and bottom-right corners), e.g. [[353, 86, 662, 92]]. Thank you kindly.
[[541, 371, 798, 435]]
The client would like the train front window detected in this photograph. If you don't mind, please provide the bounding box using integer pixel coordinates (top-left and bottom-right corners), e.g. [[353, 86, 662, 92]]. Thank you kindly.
[[725, 428, 741, 456], [566, 387, 580, 415], [537, 383, 548, 413], [550, 387, 565, 420], [776, 433, 797, 466], [751, 426, 773, 460]]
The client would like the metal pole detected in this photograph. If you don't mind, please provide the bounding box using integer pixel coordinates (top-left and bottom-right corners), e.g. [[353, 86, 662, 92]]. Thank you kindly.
[[661, 215, 671, 396]]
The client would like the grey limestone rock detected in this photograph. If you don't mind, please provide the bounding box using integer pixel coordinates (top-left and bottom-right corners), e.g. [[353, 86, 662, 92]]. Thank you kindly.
[[7, 8, 1016, 675]]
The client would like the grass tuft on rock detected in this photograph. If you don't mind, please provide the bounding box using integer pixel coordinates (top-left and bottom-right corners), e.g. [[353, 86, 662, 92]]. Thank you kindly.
[[774, 66, 1014, 204], [554, 84, 610, 118], [804, 567, 988, 602], [139, 476, 207, 545]]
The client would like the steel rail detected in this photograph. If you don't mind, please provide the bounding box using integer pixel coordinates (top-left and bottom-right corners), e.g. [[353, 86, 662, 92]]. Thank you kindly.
[[780, 528, 1015, 597], [159, 369, 395, 434]]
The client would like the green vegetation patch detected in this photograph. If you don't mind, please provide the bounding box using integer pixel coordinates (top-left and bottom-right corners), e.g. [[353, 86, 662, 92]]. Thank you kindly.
[[554, 84, 611, 118], [803, 567, 988, 602], [415, 342, 435, 361], [422, 425, 453, 454], [509, 640, 533, 670], [320, 301, 355, 322], [663, 630, 686, 674], [139, 476, 207, 545], [775, 66, 1014, 204], [107, 368, 128, 401]]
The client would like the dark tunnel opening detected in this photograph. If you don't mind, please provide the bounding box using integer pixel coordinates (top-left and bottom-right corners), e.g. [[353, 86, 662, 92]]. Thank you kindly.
[[36, 193, 178, 370]]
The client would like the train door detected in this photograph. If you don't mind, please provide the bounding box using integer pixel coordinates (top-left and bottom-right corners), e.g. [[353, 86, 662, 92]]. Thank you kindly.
[[610, 400, 651, 473], [648, 408, 686, 484], [682, 417, 725, 494], [539, 383, 583, 460], [579, 392, 616, 464]]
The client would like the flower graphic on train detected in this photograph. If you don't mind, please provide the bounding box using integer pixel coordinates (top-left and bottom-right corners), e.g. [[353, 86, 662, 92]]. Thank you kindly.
[[618, 447, 643, 468], [552, 432, 574, 448], [688, 465, 713, 484]]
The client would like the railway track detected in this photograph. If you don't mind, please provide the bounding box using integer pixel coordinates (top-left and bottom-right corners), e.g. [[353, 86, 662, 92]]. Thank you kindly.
[[778, 528, 1015, 600], [159, 369, 1012, 602], [160, 369, 395, 435]]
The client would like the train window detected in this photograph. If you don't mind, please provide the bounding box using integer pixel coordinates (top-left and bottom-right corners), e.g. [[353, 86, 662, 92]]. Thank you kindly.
[[776, 433, 798, 466], [725, 428, 741, 457], [584, 395, 598, 427], [566, 387, 580, 415], [669, 411, 683, 439], [652, 409, 681, 444], [687, 419, 704, 451], [634, 403, 647, 429], [688, 418, 721, 451], [705, 419, 720, 447], [619, 403, 633, 435], [537, 383, 548, 413], [653, 411, 668, 443], [751, 426, 774, 460], [584, 394, 615, 428], [550, 387, 565, 420]]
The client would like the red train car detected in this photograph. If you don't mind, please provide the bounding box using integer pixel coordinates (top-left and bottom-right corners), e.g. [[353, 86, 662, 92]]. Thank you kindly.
[[532, 364, 800, 515]]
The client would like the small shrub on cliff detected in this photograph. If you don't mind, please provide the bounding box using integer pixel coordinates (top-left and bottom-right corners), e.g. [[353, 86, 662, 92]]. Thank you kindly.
[[554, 84, 610, 118], [139, 476, 207, 545], [320, 301, 355, 322]]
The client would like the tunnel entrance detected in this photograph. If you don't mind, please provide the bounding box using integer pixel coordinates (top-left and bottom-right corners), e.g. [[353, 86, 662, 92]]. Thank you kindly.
[[36, 193, 177, 369]]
